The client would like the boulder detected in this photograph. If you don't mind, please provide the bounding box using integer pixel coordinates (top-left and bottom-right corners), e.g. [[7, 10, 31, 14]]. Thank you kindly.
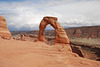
[[0, 16, 12, 40], [38, 16, 69, 45], [20, 34, 26, 41]]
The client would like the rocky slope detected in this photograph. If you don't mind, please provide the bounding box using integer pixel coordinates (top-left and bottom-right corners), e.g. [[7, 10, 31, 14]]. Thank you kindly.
[[0, 38, 100, 67]]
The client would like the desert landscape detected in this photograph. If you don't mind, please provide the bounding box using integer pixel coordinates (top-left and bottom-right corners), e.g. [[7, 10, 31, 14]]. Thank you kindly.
[[0, 16, 100, 67], [11, 25, 100, 61]]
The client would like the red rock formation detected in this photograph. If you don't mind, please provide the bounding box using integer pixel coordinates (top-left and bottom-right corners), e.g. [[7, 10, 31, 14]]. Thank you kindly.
[[65, 26, 100, 38], [38, 16, 69, 45], [0, 16, 12, 39], [73, 29, 82, 37], [21, 34, 24, 39], [20, 34, 26, 41], [71, 45, 84, 57]]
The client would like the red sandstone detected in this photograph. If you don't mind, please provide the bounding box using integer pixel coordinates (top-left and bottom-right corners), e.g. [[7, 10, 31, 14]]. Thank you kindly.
[[0, 16, 11, 39], [38, 16, 69, 44]]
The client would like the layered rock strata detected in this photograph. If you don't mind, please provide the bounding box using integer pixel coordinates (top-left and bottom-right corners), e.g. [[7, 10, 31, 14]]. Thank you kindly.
[[0, 16, 11, 39]]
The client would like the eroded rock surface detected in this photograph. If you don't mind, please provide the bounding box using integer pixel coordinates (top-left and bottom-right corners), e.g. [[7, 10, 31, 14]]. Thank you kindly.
[[38, 16, 69, 44], [0, 16, 11, 39]]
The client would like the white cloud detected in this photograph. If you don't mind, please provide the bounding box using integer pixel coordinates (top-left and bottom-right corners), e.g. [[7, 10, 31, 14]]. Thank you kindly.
[[0, 0, 100, 31]]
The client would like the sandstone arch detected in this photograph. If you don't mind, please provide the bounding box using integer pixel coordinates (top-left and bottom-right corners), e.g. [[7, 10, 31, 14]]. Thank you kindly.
[[38, 16, 69, 45]]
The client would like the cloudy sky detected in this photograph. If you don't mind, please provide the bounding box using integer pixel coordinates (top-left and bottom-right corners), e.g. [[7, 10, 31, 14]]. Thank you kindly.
[[0, 0, 100, 31]]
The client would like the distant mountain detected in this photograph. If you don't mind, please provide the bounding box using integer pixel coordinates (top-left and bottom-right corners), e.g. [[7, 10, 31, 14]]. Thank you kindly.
[[65, 25, 100, 38], [11, 25, 100, 38]]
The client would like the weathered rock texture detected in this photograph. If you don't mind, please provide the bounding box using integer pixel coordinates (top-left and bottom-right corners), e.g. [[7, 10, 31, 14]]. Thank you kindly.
[[0, 16, 11, 39], [38, 16, 69, 44]]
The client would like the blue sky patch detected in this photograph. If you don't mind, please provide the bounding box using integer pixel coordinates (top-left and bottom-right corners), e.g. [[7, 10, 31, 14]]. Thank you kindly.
[[0, 0, 25, 2]]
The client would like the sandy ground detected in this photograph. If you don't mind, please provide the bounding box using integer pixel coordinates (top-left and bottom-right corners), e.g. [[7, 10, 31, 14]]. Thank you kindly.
[[0, 38, 100, 67]]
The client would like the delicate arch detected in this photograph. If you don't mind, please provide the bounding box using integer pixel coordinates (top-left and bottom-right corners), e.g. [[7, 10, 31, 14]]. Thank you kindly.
[[38, 16, 69, 44]]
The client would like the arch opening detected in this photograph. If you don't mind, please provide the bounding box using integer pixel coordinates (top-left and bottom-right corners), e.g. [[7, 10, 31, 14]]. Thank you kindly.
[[43, 24, 55, 45]]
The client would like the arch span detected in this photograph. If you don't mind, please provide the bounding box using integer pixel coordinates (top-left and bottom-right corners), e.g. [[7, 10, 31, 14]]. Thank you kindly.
[[38, 16, 69, 45]]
